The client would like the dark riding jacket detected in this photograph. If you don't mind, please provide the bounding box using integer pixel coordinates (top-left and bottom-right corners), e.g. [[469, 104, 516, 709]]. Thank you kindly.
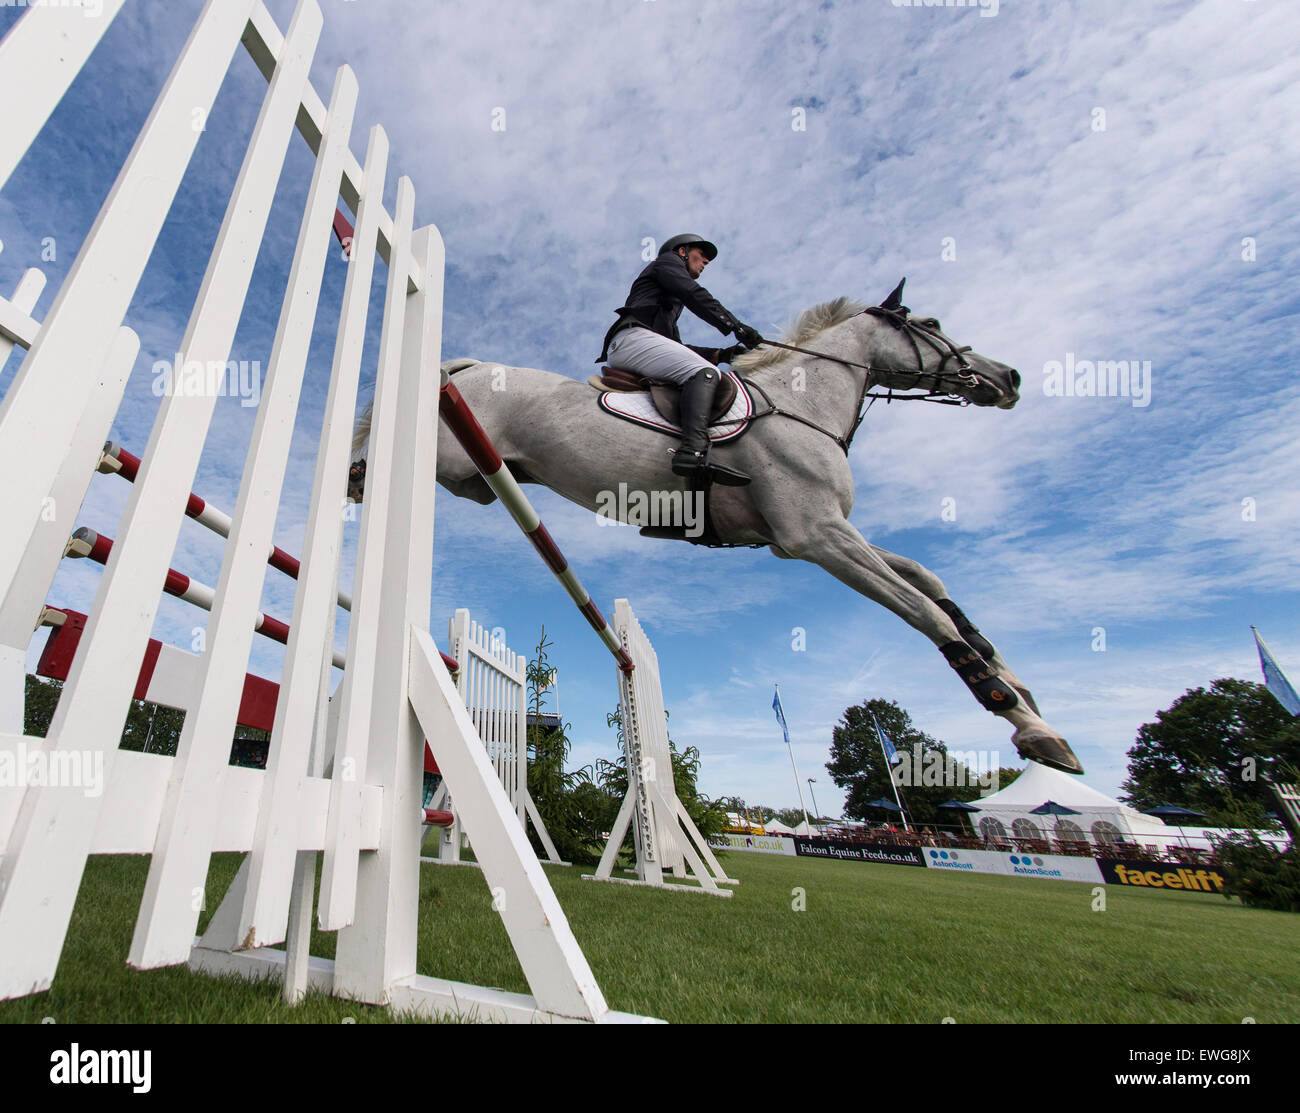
[[597, 250, 743, 364]]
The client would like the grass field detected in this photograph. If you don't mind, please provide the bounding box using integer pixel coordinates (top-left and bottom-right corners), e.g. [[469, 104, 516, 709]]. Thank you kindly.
[[0, 849, 1295, 1024]]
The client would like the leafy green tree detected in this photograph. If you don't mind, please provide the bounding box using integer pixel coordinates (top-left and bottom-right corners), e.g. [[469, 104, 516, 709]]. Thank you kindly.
[[826, 698, 996, 828], [23, 674, 61, 737], [1214, 832, 1300, 912], [523, 628, 605, 863], [24, 675, 191, 756], [1120, 678, 1297, 827]]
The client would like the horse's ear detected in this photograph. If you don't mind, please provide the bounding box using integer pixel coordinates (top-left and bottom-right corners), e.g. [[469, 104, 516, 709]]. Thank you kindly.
[[880, 277, 906, 310]]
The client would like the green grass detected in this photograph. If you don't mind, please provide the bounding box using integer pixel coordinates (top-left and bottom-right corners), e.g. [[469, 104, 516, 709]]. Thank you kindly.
[[0, 850, 1295, 1023]]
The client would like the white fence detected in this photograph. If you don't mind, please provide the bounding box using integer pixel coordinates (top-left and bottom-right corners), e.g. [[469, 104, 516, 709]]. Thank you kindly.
[[429, 609, 563, 865], [0, 0, 646, 1023]]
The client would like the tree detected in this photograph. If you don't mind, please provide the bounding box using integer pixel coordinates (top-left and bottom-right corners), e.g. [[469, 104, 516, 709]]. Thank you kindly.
[[23, 674, 61, 737], [523, 628, 606, 863], [1120, 678, 1298, 828], [826, 698, 996, 828], [25, 675, 190, 756]]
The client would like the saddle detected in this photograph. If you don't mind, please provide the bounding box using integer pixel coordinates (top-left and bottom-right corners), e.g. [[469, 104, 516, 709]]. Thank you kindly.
[[587, 366, 738, 427]]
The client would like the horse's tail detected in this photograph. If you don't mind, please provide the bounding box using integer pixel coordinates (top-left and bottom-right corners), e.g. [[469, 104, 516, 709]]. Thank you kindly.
[[351, 402, 372, 461], [351, 358, 481, 460]]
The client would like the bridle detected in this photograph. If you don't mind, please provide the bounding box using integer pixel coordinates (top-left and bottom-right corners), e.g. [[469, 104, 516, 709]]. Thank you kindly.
[[744, 304, 989, 454]]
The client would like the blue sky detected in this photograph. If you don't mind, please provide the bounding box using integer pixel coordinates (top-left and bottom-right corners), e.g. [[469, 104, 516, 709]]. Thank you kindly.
[[1, 0, 1296, 817]]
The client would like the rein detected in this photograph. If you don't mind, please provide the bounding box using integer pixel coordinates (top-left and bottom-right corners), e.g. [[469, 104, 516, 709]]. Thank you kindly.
[[743, 306, 977, 453]]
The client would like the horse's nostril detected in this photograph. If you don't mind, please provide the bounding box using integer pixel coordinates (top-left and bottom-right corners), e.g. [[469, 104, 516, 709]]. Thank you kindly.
[[1010, 369, 1021, 391]]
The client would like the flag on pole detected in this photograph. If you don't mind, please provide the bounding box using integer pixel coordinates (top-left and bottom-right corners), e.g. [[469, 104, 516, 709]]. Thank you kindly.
[[773, 688, 790, 745], [1253, 627, 1300, 717], [872, 713, 901, 765]]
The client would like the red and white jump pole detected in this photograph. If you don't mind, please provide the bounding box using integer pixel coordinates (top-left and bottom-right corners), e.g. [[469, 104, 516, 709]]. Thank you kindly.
[[100, 443, 353, 611], [332, 208, 633, 676], [437, 383, 634, 675], [92, 443, 461, 676], [66, 525, 348, 670]]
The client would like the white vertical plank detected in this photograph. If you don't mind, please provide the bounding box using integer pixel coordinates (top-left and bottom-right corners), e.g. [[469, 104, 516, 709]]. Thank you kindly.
[[318, 175, 416, 932], [515, 663, 527, 823], [0, 0, 258, 611], [126, 0, 332, 969], [331, 219, 444, 1001], [0, 0, 272, 1002], [0, 0, 126, 191], [0, 326, 137, 663], [229, 63, 360, 951]]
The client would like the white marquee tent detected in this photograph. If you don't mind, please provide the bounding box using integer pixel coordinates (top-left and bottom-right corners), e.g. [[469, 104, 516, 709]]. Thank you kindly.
[[965, 762, 1177, 851]]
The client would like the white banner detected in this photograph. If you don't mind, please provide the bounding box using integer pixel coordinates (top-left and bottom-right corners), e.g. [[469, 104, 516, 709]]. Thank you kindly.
[[922, 847, 1103, 883], [709, 833, 796, 856]]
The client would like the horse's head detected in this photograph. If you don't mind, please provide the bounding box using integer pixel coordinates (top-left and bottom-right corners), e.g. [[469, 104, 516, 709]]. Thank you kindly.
[[864, 278, 1020, 409]]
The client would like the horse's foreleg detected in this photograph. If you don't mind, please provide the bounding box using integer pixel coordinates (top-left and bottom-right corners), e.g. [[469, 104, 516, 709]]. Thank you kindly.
[[869, 545, 1041, 715], [785, 518, 1082, 774]]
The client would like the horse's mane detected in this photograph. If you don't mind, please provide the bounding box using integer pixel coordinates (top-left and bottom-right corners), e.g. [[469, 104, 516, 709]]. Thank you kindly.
[[731, 296, 867, 371]]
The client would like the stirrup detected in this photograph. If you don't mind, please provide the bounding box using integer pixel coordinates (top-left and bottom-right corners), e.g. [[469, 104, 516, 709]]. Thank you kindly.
[[671, 450, 750, 487]]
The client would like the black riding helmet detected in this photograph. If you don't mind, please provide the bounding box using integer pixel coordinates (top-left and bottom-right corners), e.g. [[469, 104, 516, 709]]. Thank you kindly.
[[659, 233, 718, 261]]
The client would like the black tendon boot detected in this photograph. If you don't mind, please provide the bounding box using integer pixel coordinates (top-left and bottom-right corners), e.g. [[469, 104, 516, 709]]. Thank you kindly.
[[670, 368, 750, 487]]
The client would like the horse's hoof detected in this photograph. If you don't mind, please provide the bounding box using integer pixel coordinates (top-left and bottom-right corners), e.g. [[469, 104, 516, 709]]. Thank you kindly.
[[1012, 727, 1084, 775], [347, 458, 366, 503]]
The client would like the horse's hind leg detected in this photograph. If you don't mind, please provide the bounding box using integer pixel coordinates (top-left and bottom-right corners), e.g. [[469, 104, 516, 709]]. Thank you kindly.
[[870, 545, 1041, 715], [778, 516, 1081, 774]]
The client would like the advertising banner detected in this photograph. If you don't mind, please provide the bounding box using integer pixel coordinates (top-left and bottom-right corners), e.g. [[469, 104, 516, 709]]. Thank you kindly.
[[1096, 858, 1227, 895], [791, 836, 925, 867], [709, 833, 796, 856], [922, 847, 1104, 883]]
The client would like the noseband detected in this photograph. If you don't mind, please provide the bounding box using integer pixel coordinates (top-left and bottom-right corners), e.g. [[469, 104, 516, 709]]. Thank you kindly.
[[745, 305, 990, 453], [859, 305, 982, 395]]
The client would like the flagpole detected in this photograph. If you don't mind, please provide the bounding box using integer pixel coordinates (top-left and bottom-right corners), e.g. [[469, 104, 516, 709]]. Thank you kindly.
[[872, 712, 912, 832], [774, 685, 812, 834]]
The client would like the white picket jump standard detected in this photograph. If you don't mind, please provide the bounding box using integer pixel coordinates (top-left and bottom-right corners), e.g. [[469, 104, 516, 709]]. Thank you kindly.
[[429, 609, 565, 866], [585, 600, 738, 897], [0, 0, 652, 1023]]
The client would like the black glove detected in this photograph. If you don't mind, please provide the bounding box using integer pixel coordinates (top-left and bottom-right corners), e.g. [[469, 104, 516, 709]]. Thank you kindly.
[[717, 343, 747, 364], [733, 322, 763, 350]]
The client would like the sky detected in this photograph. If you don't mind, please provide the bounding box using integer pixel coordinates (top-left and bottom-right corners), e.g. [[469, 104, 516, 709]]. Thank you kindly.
[[1, 0, 1297, 819]]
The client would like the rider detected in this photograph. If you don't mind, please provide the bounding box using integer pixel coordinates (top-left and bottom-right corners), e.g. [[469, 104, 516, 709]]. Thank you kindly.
[[597, 234, 763, 486]]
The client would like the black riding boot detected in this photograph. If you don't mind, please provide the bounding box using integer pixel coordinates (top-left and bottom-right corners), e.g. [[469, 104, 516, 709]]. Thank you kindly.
[[670, 368, 750, 487]]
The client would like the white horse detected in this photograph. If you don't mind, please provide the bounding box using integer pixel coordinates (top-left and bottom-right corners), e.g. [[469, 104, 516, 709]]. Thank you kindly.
[[355, 281, 1082, 774]]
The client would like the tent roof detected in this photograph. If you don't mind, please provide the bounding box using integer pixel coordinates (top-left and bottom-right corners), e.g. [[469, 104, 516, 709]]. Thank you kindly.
[[969, 762, 1172, 834], [974, 761, 1123, 810]]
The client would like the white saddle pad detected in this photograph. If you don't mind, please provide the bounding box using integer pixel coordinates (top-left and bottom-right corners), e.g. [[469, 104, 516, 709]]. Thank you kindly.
[[596, 371, 753, 443]]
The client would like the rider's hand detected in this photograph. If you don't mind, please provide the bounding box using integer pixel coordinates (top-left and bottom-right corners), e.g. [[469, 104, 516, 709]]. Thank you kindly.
[[733, 323, 762, 350]]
